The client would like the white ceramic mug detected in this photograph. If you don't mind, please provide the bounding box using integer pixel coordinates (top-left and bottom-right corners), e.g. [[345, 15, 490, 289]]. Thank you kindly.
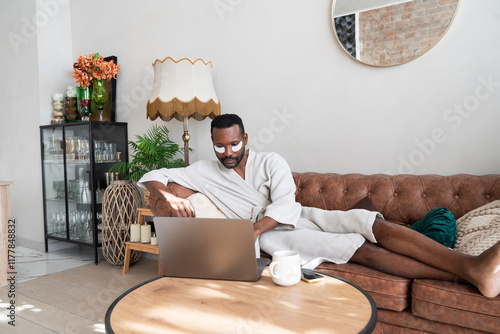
[[269, 250, 301, 286]]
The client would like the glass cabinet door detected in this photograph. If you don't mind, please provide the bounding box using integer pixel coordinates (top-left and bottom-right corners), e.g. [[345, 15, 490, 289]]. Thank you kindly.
[[90, 122, 128, 245], [63, 124, 93, 244], [41, 127, 67, 239]]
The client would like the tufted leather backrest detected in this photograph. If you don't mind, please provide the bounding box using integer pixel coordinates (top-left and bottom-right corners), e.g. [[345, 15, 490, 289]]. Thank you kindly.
[[293, 173, 500, 224], [150, 173, 500, 224]]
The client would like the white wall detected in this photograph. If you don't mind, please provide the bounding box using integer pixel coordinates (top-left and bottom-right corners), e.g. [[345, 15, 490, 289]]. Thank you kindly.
[[0, 0, 43, 249], [1, 0, 499, 249], [70, 0, 500, 175], [36, 0, 74, 125]]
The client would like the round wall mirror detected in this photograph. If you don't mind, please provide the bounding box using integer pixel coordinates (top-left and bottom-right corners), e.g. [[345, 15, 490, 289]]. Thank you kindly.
[[331, 0, 460, 66]]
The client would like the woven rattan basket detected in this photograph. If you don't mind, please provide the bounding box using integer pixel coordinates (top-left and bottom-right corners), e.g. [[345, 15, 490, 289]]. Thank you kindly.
[[102, 180, 143, 266]]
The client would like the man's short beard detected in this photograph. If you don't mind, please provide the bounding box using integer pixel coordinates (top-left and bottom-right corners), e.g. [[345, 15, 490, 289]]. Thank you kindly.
[[218, 148, 245, 169]]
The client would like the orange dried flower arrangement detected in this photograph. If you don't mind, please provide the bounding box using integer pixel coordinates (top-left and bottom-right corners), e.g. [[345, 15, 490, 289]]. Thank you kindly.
[[73, 53, 120, 88]]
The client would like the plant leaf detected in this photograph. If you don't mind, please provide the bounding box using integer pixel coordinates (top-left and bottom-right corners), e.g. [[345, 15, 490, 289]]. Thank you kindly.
[[108, 124, 188, 182]]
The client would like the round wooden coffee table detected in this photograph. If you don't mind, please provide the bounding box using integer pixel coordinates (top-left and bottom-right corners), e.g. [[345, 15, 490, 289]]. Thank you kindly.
[[105, 269, 377, 333]]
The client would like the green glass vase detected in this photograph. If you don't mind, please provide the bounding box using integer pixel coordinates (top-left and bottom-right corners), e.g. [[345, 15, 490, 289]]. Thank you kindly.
[[92, 78, 108, 121], [76, 86, 92, 121]]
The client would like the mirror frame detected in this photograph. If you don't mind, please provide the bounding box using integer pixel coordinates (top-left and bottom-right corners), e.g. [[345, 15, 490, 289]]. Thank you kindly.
[[331, 0, 461, 67]]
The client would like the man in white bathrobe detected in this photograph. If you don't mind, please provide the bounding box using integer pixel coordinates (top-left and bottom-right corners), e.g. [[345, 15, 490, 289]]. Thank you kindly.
[[139, 114, 500, 298]]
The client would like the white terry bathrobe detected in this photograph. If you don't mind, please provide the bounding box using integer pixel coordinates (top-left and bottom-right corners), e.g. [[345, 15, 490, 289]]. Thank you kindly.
[[138, 150, 380, 269]]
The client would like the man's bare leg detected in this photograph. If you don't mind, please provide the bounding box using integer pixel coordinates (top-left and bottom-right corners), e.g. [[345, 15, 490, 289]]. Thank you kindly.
[[350, 241, 459, 281], [362, 218, 500, 298]]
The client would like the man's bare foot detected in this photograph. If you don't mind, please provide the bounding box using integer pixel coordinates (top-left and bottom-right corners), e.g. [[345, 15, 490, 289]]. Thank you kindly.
[[470, 242, 500, 298]]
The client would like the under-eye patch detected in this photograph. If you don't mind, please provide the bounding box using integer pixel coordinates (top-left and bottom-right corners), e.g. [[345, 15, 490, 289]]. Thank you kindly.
[[214, 145, 225, 153], [214, 141, 243, 154]]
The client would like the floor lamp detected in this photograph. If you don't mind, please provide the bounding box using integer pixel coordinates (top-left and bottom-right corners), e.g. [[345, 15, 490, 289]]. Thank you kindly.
[[146, 57, 221, 166]]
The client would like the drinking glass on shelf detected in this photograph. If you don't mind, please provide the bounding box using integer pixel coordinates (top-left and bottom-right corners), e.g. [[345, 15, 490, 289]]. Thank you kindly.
[[94, 140, 104, 163], [78, 210, 86, 240], [94, 141, 98, 162], [53, 180, 63, 199], [78, 139, 84, 162], [110, 143, 117, 162], [75, 180, 82, 201], [48, 139, 56, 156], [100, 140, 106, 162], [62, 211, 67, 233], [56, 211, 66, 236], [48, 212, 57, 234], [65, 139, 73, 162], [73, 139, 81, 162], [59, 181, 65, 199], [69, 210, 76, 236], [79, 211, 86, 240], [55, 213, 61, 235], [65, 139, 70, 162], [68, 180, 75, 201], [85, 211, 93, 242], [52, 181, 59, 199], [103, 142, 111, 162], [72, 138, 79, 162], [82, 139, 90, 162]]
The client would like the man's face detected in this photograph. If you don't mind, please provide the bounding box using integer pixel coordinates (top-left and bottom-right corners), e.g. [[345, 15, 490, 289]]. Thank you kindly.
[[212, 125, 247, 169]]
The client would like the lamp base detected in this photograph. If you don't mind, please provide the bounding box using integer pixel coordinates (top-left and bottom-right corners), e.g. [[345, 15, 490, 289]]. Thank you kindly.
[[183, 115, 190, 166]]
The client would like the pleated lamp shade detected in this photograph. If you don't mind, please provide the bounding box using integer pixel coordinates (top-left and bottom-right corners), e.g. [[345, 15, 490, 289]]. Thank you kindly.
[[147, 57, 221, 122]]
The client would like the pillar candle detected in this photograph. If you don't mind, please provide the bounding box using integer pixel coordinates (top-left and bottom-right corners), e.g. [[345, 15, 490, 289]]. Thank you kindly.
[[150, 235, 158, 246], [141, 224, 151, 244], [130, 223, 141, 242]]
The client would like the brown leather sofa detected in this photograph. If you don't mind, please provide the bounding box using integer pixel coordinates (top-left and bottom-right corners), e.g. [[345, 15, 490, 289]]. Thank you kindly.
[[148, 173, 500, 333]]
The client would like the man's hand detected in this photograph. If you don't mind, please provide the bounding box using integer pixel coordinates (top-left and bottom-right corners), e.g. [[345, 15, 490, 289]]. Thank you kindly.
[[253, 216, 279, 239], [161, 194, 196, 217], [144, 181, 196, 217]]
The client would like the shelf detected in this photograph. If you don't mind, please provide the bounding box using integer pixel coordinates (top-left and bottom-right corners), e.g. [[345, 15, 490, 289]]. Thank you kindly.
[[43, 159, 120, 165], [46, 198, 99, 204], [43, 159, 65, 164]]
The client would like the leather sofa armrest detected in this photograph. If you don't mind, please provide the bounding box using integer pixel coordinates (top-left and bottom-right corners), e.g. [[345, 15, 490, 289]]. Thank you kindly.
[[148, 182, 197, 216]]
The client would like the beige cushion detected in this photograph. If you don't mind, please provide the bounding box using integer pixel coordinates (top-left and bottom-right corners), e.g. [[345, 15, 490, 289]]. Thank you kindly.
[[454, 200, 500, 256], [187, 193, 227, 218]]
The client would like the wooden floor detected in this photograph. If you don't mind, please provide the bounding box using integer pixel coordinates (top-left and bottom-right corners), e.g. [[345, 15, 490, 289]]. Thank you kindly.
[[0, 257, 158, 333]]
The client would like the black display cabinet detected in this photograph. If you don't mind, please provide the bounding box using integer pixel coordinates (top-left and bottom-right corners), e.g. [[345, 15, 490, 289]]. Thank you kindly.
[[40, 122, 128, 264]]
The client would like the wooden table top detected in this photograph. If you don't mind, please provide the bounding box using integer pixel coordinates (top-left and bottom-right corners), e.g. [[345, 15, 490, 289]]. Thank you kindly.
[[105, 268, 377, 334]]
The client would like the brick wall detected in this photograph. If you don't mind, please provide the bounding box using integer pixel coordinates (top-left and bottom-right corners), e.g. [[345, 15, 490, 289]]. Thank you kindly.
[[359, 0, 458, 66]]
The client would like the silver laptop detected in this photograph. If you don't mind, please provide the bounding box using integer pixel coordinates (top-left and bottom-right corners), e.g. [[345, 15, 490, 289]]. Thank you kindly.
[[153, 217, 269, 281]]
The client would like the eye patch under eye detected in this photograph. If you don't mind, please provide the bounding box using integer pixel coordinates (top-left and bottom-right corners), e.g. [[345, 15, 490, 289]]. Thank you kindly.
[[214, 141, 243, 154], [214, 145, 225, 153], [232, 141, 243, 152]]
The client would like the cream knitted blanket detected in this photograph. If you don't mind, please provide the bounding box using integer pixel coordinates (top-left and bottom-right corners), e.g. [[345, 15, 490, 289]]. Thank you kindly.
[[454, 200, 500, 256]]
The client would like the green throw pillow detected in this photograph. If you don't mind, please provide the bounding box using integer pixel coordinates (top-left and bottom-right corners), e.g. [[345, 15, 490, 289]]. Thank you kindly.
[[410, 207, 457, 248]]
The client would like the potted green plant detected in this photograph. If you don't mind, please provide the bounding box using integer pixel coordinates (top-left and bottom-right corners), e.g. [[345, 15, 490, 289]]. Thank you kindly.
[[109, 123, 186, 183]]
